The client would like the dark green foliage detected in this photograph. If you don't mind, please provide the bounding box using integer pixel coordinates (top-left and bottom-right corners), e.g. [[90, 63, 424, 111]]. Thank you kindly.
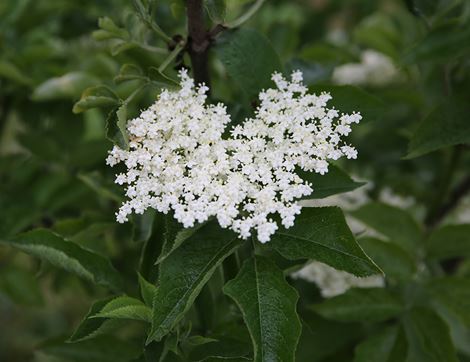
[[1, 0, 470, 361]]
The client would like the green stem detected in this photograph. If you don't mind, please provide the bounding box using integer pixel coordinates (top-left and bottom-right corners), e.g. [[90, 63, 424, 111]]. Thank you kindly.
[[226, 0, 266, 28], [158, 42, 185, 73]]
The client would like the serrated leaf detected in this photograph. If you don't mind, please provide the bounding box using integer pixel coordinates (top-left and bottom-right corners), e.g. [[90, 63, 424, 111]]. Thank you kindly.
[[268, 207, 381, 277], [93, 296, 152, 322], [359, 237, 416, 281], [299, 164, 365, 199], [138, 273, 158, 307], [426, 224, 470, 260], [1, 229, 123, 291], [312, 288, 403, 323], [405, 99, 470, 159], [32, 72, 100, 101], [215, 28, 282, 100], [350, 202, 422, 255], [223, 256, 301, 362], [354, 326, 407, 362], [309, 84, 385, 123], [70, 297, 123, 342], [148, 221, 242, 342], [403, 307, 458, 362], [73, 85, 119, 113]]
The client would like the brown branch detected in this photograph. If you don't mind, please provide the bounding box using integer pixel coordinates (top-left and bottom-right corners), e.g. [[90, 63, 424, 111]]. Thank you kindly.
[[186, 0, 211, 87]]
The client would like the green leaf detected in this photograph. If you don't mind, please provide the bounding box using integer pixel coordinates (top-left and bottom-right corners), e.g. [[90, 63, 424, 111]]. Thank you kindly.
[[148, 221, 242, 342], [205, 0, 226, 22], [0, 265, 43, 306], [403, 307, 458, 362], [106, 104, 129, 150], [214, 28, 282, 100], [133, 209, 157, 243], [404, 21, 470, 64], [114, 64, 146, 84], [350, 202, 422, 254], [268, 207, 381, 277], [309, 84, 385, 123], [298, 164, 365, 199], [69, 297, 124, 342], [405, 99, 470, 159], [426, 224, 470, 260], [223, 255, 301, 362], [97, 17, 129, 39], [0, 59, 32, 85], [73, 85, 119, 114], [93, 296, 152, 322], [354, 326, 407, 362], [138, 273, 158, 307], [296, 310, 361, 361], [156, 218, 205, 264], [41, 335, 141, 362], [358, 237, 416, 281], [426, 277, 470, 327], [32, 72, 99, 101], [312, 288, 403, 323], [1, 229, 123, 291]]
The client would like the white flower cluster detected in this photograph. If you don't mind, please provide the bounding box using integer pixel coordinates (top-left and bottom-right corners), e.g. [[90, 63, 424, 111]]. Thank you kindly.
[[291, 261, 384, 298], [107, 70, 361, 242], [332, 50, 400, 87]]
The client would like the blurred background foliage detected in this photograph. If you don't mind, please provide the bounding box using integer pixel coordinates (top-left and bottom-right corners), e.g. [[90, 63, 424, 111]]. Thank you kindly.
[[1, 0, 470, 361]]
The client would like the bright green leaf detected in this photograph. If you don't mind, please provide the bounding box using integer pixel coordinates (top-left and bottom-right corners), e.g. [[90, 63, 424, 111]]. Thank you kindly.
[[93, 296, 152, 322], [69, 297, 124, 342], [73, 85, 119, 113], [223, 255, 301, 362], [269, 207, 381, 277]]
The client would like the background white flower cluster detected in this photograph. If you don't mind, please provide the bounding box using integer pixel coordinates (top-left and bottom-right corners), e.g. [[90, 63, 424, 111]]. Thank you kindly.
[[107, 70, 361, 242]]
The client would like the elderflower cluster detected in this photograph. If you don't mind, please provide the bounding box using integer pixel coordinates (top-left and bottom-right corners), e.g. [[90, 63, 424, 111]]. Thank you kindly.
[[291, 261, 385, 298], [107, 70, 361, 243]]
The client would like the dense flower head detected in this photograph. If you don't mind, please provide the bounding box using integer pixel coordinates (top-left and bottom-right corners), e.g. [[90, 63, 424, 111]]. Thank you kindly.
[[107, 69, 361, 242]]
